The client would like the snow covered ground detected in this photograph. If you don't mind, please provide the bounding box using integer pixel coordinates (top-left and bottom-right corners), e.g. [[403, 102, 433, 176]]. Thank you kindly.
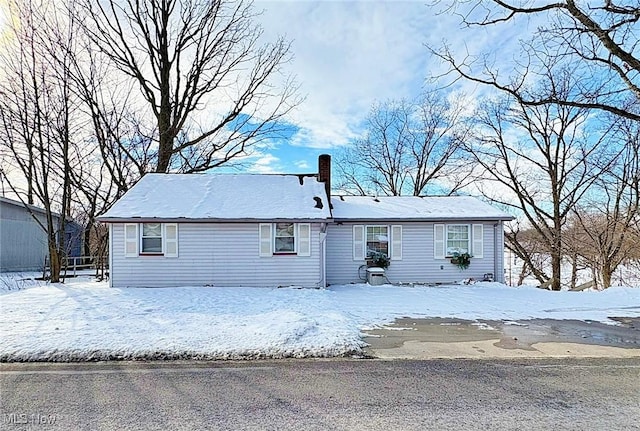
[[1, 273, 638, 361]]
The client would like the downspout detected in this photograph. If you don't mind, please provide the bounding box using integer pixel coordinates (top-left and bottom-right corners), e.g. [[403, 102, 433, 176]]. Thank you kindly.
[[319, 223, 327, 288], [494, 223, 499, 283], [108, 223, 113, 288]]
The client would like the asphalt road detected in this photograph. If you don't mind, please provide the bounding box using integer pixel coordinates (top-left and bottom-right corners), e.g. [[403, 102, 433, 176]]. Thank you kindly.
[[1, 359, 639, 431]]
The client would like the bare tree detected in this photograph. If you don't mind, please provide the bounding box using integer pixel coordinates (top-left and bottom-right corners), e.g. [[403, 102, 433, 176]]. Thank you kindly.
[[75, 0, 299, 174], [467, 71, 611, 291], [335, 91, 471, 196], [429, 1, 640, 288], [505, 223, 551, 286], [565, 116, 640, 288], [0, 0, 82, 282], [433, 0, 640, 121], [61, 39, 147, 257]]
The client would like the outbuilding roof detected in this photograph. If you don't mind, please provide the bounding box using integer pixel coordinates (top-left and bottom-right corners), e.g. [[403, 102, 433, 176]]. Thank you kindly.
[[98, 173, 332, 221], [330, 195, 514, 221]]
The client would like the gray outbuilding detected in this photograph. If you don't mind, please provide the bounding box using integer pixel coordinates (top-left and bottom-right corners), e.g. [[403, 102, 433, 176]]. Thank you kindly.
[[0, 197, 83, 272]]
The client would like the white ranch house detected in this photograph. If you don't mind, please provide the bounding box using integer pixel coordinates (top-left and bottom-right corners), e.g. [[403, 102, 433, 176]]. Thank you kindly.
[[98, 155, 513, 288]]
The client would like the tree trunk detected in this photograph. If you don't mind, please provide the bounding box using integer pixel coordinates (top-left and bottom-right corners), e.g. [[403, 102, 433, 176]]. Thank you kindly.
[[600, 263, 613, 290], [84, 220, 93, 261], [48, 241, 61, 283], [156, 109, 173, 172], [517, 261, 530, 286], [569, 251, 578, 290], [550, 250, 562, 291]]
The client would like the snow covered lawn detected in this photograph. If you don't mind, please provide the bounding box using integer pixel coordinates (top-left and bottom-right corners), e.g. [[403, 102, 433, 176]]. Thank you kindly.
[[1, 275, 638, 361]]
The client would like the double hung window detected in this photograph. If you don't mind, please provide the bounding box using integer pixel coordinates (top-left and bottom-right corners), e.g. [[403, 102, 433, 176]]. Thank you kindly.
[[141, 223, 163, 253], [259, 223, 311, 257], [352, 225, 402, 261], [446, 224, 470, 256], [366, 225, 389, 257], [274, 223, 296, 253], [124, 223, 178, 257], [434, 224, 483, 259]]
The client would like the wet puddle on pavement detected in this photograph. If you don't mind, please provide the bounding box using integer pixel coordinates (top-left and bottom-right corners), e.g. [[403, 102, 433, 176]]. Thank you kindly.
[[363, 317, 640, 359]]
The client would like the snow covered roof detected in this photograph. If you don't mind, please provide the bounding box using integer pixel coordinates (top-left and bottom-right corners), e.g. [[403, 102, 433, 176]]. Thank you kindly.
[[99, 173, 332, 221], [331, 195, 514, 221], [99, 173, 513, 222]]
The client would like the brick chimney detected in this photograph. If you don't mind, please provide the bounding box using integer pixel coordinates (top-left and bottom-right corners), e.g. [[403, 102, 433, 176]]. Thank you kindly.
[[318, 154, 331, 207]]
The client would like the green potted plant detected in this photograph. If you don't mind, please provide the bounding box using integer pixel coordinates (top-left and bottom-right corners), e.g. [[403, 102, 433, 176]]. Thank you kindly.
[[366, 251, 391, 269], [451, 251, 472, 270]]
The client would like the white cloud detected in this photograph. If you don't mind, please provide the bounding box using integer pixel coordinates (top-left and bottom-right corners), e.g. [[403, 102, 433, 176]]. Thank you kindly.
[[255, 1, 534, 159], [247, 153, 282, 174], [294, 159, 310, 170], [257, 1, 435, 149]]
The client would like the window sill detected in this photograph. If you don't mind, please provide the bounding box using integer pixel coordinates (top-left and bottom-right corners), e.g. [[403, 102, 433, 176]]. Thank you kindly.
[[139, 253, 164, 256], [273, 252, 297, 256]]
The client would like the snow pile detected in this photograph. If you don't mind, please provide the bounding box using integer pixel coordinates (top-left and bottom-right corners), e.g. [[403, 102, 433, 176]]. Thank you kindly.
[[0, 281, 361, 361], [331, 282, 640, 328], [0, 275, 638, 361], [0, 272, 47, 292]]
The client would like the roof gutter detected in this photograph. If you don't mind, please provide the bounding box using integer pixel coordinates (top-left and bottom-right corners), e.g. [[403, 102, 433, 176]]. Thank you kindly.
[[331, 216, 515, 223], [97, 217, 334, 223]]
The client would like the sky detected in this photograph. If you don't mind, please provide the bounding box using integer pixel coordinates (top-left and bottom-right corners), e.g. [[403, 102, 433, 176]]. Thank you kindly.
[[245, 0, 527, 175], [0, 0, 532, 189]]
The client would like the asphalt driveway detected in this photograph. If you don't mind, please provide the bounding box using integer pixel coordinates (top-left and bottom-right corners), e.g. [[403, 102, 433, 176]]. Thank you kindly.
[[363, 317, 640, 359]]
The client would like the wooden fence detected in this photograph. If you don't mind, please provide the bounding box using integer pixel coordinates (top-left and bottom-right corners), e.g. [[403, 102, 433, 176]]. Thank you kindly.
[[43, 255, 109, 280]]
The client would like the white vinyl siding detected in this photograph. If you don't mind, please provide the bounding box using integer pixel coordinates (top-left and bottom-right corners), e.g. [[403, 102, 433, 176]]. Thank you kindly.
[[111, 223, 323, 288], [124, 224, 138, 257], [352, 225, 364, 260], [472, 224, 484, 258], [328, 222, 497, 285]]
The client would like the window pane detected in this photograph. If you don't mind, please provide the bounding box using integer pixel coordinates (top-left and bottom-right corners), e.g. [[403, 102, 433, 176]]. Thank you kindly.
[[142, 237, 162, 253], [446, 225, 469, 255], [366, 226, 388, 256], [143, 223, 162, 236], [275, 223, 294, 237], [274, 223, 295, 253], [275, 237, 295, 253]]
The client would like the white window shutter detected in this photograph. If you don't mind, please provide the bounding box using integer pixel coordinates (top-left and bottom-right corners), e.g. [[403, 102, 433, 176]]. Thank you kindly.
[[434, 224, 445, 259], [124, 223, 138, 257], [164, 223, 178, 257], [473, 224, 484, 258], [391, 225, 402, 260], [259, 223, 273, 257], [298, 223, 311, 257], [353, 225, 364, 260]]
